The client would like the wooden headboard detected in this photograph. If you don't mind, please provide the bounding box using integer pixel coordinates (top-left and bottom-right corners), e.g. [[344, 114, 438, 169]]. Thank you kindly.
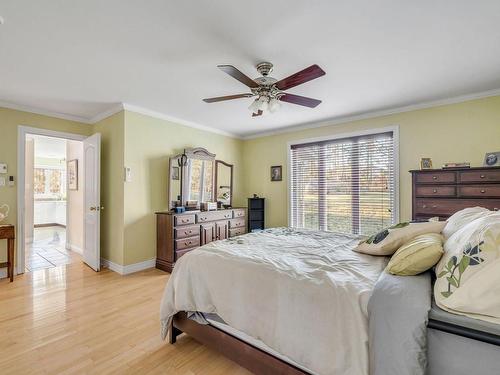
[[410, 166, 500, 221]]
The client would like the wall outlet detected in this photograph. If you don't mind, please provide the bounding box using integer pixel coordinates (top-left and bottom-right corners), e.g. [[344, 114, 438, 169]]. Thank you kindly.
[[0, 163, 7, 174], [8, 175, 14, 187]]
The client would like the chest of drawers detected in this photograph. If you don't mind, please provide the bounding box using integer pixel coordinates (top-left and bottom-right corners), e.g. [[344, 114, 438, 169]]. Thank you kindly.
[[411, 167, 500, 220], [156, 208, 247, 272]]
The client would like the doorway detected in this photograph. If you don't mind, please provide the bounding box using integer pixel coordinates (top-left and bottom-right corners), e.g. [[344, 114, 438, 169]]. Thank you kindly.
[[17, 126, 101, 274], [24, 135, 83, 272]]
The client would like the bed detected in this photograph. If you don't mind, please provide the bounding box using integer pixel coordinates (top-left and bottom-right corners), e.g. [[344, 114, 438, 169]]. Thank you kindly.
[[160, 227, 500, 375]]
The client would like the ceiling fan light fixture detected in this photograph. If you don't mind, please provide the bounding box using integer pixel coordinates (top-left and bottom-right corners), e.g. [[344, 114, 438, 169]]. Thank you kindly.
[[268, 98, 281, 113], [257, 96, 269, 112], [248, 98, 261, 112]]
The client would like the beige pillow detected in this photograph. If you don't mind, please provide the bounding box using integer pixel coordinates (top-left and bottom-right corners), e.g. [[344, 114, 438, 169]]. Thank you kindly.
[[434, 213, 500, 324], [442, 206, 492, 240], [386, 233, 444, 275], [355, 221, 446, 256]]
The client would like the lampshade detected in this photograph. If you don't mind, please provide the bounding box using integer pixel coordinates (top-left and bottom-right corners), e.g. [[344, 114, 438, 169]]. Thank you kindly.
[[248, 99, 260, 112], [268, 98, 281, 113], [257, 96, 269, 112]]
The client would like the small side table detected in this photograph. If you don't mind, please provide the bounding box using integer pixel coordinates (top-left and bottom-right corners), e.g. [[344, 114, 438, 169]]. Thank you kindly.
[[0, 224, 15, 282]]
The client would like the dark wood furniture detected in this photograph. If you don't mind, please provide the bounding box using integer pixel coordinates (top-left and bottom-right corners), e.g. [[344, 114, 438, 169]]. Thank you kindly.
[[169, 313, 308, 375], [411, 166, 500, 221], [248, 197, 265, 232], [0, 224, 15, 282], [156, 208, 247, 273]]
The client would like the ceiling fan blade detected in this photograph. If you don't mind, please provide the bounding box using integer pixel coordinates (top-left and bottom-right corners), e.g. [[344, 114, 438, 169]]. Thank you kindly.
[[275, 64, 326, 91], [203, 93, 253, 103], [279, 93, 322, 108], [218, 65, 259, 88], [252, 110, 263, 117]]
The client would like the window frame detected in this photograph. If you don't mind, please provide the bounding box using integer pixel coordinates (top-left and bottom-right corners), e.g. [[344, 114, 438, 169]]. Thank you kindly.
[[287, 125, 400, 230]]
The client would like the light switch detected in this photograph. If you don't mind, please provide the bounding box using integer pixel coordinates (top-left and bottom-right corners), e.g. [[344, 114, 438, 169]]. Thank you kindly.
[[0, 177, 5, 186], [124, 167, 132, 182], [0, 163, 7, 174]]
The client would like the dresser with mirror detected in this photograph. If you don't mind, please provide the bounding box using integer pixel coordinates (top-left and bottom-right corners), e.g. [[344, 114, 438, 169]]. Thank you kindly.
[[156, 147, 246, 272]]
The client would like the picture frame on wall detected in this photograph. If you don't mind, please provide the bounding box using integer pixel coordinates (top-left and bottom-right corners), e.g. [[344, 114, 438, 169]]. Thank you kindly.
[[270, 165, 282, 181], [68, 159, 78, 190]]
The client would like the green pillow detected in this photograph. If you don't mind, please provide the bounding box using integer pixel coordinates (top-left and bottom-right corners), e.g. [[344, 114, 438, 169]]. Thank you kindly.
[[386, 233, 444, 276]]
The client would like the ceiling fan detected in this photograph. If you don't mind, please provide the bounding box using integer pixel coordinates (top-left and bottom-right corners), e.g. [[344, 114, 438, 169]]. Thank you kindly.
[[203, 62, 326, 117]]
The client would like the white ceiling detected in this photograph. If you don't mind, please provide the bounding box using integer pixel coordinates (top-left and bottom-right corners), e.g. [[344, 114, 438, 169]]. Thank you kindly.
[[1, 1, 500, 137]]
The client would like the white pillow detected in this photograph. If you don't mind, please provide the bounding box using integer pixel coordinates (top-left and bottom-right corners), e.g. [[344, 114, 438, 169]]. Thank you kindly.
[[435, 213, 500, 323], [442, 207, 491, 240]]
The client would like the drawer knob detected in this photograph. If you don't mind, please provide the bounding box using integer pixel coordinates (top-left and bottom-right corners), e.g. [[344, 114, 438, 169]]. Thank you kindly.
[[433, 189, 437, 193], [480, 189, 486, 194], [480, 174, 485, 179], [432, 205, 437, 208], [422, 205, 427, 209], [432, 176, 437, 180]]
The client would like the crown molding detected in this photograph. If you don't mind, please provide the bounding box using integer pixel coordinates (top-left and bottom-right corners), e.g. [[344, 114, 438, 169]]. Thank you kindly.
[[2, 87, 499, 140], [242, 88, 500, 140], [121, 103, 241, 138], [0, 100, 91, 124]]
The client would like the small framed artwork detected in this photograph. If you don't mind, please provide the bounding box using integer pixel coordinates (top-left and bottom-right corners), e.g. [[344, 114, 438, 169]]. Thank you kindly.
[[270, 165, 282, 181], [172, 166, 180, 180], [68, 159, 78, 190], [420, 158, 433, 170], [483, 151, 500, 167]]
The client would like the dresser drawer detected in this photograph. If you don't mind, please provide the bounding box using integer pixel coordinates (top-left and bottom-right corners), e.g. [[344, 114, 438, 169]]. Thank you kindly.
[[229, 218, 245, 228], [174, 214, 196, 226], [233, 209, 246, 218], [197, 210, 232, 223], [229, 227, 246, 237], [415, 171, 456, 184], [174, 224, 200, 239], [175, 247, 195, 261], [175, 236, 200, 250], [415, 185, 456, 197], [458, 185, 500, 198], [415, 198, 500, 215], [459, 169, 500, 183]]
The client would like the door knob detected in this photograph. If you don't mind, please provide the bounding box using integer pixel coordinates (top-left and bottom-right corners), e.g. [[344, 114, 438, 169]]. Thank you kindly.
[[90, 206, 97, 211]]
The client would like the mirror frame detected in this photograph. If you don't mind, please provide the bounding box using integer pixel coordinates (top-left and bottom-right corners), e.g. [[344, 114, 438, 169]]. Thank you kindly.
[[168, 147, 217, 210], [214, 160, 234, 208]]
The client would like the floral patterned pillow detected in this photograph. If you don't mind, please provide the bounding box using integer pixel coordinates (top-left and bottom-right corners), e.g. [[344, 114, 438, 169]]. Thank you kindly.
[[435, 213, 500, 323], [355, 221, 446, 256]]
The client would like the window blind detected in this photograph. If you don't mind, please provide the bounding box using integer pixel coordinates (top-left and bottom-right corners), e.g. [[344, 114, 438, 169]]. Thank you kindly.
[[290, 131, 396, 235]]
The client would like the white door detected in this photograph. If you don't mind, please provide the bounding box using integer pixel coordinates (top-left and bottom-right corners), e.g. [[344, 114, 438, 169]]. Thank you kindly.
[[83, 133, 101, 271]]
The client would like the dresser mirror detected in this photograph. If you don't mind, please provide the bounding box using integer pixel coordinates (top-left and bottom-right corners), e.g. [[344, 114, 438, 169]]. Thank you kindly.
[[168, 147, 216, 209], [215, 160, 233, 208]]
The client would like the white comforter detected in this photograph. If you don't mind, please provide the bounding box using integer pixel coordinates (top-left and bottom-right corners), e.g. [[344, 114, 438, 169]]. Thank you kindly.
[[160, 228, 388, 375]]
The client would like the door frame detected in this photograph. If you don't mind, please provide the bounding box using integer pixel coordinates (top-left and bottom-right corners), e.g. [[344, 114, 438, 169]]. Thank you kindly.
[[17, 126, 86, 274]]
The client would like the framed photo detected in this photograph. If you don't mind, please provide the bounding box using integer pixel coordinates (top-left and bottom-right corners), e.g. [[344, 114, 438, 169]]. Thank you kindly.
[[420, 158, 433, 170], [172, 166, 180, 180], [68, 159, 78, 190], [484, 151, 500, 167], [270, 165, 282, 181]]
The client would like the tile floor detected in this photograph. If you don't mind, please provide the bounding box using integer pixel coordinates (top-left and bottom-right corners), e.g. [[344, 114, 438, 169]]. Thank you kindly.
[[25, 226, 81, 272]]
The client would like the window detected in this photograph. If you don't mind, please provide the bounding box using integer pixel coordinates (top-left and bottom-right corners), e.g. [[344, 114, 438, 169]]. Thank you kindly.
[[290, 130, 397, 235], [33, 168, 66, 199]]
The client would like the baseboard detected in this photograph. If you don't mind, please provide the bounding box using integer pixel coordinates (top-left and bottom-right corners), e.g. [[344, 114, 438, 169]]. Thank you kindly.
[[34, 223, 66, 228], [66, 243, 83, 254], [100, 258, 156, 275]]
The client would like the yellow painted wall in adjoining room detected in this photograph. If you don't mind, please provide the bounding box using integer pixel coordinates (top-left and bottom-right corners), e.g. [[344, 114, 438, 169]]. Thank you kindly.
[[92, 112, 125, 266], [242, 96, 500, 229], [122, 111, 244, 266], [0, 107, 92, 264]]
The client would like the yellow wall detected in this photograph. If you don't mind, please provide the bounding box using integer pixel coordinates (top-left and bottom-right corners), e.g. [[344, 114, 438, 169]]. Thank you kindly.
[[122, 111, 244, 265], [0, 107, 92, 263], [242, 96, 500, 228], [92, 112, 125, 265]]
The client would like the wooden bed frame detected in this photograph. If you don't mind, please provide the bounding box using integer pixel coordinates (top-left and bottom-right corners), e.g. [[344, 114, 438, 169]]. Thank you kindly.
[[169, 312, 310, 375]]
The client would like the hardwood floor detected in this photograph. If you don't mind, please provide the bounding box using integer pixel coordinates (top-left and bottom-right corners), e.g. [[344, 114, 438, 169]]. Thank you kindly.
[[0, 263, 251, 374]]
